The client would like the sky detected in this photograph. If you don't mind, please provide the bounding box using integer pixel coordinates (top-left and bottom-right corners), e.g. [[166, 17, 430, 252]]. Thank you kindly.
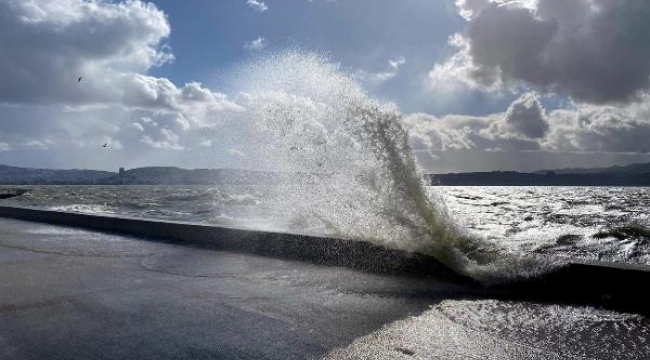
[[1, 0, 650, 172]]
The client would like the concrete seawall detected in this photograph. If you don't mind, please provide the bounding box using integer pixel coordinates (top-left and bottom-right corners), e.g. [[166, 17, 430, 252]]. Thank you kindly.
[[0, 205, 462, 280], [1, 204, 650, 315]]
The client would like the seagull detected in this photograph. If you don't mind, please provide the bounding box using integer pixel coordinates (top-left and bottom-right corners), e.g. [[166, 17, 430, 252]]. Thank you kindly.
[[78, 77, 83, 83], [102, 143, 108, 148]]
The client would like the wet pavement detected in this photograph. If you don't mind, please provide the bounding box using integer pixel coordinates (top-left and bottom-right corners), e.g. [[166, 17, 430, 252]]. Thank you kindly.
[[0, 217, 648, 359]]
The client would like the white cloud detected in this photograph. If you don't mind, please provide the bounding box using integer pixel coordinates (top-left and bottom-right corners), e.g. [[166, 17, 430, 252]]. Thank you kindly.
[[405, 93, 650, 156], [366, 56, 406, 85], [130, 122, 145, 132], [435, 0, 650, 104], [0, 0, 174, 105], [226, 148, 246, 158], [25, 140, 48, 150], [244, 36, 268, 52], [388, 56, 406, 70], [544, 99, 650, 153], [246, 0, 268, 13], [497, 92, 549, 139], [141, 136, 183, 150], [427, 33, 502, 95], [0, 0, 242, 162]]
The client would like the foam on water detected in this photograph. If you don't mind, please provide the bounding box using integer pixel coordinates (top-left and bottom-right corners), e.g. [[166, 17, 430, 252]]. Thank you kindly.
[[224, 52, 552, 282]]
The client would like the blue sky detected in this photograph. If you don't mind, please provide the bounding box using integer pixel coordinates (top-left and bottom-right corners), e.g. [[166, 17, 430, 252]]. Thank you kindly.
[[2, 0, 650, 172], [147, 0, 480, 114]]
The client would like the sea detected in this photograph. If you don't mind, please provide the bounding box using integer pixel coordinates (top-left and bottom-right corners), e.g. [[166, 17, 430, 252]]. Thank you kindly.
[[3, 185, 650, 269]]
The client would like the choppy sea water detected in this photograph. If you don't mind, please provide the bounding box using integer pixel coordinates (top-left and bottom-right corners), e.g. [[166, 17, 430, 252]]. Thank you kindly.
[[442, 186, 650, 266], [3, 185, 650, 268]]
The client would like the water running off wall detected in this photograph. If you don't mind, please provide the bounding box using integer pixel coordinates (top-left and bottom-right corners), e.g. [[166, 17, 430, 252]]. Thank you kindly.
[[220, 52, 557, 282]]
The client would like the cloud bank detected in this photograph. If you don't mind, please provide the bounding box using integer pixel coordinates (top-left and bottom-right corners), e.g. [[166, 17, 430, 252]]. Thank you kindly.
[[0, 0, 242, 169], [406, 93, 650, 160], [414, 0, 650, 171], [436, 0, 650, 104]]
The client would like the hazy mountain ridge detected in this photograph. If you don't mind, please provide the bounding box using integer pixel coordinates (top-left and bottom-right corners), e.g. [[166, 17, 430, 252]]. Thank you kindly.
[[0, 165, 285, 185], [0, 165, 114, 185], [431, 162, 650, 186], [429, 171, 650, 186], [533, 162, 650, 175], [3, 162, 650, 186], [101, 167, 285, 185]]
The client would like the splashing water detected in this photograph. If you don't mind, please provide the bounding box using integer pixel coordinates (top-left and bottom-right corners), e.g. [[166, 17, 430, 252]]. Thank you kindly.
[[223, 52, 553, 282]]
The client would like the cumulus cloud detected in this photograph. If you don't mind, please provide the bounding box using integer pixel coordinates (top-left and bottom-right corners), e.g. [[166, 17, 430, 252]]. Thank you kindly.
[[0, 0, 173, 105], [388, 56, 406, 70], [244, 36, 268, 52], [226, 148, 246, 158], [545, 99, 650, 153], [246, 0, 268, 13], [455, 0, 490, 21], [435, 0, 650, 104], [406, 111, 541, 154], [405, 92, 650, 157], [365, 56, 406, 86], [408, 93, 546, 150], [427, 33, 500, 94], [499, 92, 548, 139], [0, 0, 241, 163]]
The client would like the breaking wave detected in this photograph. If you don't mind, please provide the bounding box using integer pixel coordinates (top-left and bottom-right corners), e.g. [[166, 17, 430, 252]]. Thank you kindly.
[[226, 52, 553, 282]]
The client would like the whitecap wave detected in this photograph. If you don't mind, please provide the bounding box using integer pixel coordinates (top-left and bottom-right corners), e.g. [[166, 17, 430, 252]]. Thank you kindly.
[[222, 51, 553, 282]]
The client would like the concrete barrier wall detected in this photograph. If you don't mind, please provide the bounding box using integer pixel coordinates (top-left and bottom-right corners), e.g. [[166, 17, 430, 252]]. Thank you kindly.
[[490, 260, 650, 315], [0, 205, 461, 280]]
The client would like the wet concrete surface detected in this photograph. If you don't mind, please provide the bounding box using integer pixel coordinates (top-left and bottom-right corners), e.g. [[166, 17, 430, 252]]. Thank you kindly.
[[0, 217, 475, 359], [1, 217, 649, 359]]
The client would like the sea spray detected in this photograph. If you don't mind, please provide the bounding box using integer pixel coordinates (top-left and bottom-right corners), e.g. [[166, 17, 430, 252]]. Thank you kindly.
[[226, 51, 553, 282]]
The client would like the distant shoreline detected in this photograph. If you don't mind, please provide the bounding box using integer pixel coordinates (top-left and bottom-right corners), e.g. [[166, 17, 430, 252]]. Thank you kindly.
[[3, 163, 650, 186], [429, 172, 650, 186]]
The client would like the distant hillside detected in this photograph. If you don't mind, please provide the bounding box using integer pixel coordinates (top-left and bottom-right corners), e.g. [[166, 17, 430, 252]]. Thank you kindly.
[[534, 162, 650, 175], [430, 170, 650, 186], [4, 163, 650, 186], [0, 165, 114, 185], [0, 165, 286, 185], [101, 167, 286, 185]]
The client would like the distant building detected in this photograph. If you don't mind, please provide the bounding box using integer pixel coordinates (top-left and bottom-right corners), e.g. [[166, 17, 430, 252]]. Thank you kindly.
[[119, 167, 125, 175]]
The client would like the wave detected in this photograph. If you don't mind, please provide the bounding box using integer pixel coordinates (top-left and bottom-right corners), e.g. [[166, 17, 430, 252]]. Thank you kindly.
[[49, 204, 114, 215], [225, 51, 555, 282]]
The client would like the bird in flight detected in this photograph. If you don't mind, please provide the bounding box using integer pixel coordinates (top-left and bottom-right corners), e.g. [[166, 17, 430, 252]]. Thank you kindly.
[[102, 143, 108, 148], [78, 77, 83, 83]]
